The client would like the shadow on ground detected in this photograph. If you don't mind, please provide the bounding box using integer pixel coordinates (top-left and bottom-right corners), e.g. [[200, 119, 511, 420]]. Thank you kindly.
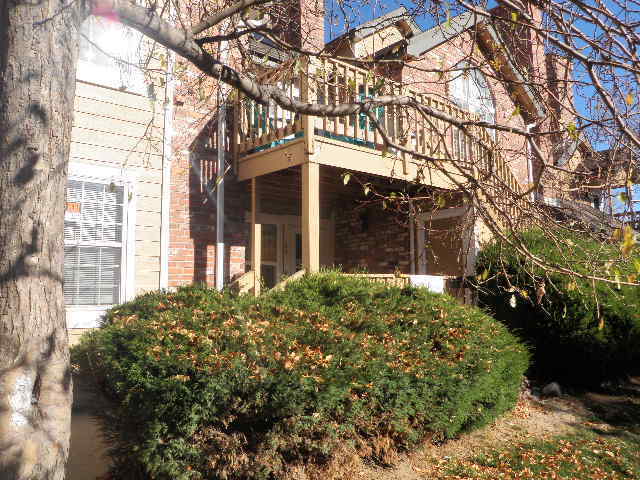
[[578, 376, 640, 432]]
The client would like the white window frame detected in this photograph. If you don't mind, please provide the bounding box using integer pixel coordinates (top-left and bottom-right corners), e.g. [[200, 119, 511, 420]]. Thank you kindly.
[[65, 163, 137, 328], [450, 62, 496, 138]]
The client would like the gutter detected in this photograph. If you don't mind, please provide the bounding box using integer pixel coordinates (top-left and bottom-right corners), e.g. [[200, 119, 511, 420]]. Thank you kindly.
[[215, 23, 232, 291], [160, 49, 176, 290], [215, 105, 226, 291]]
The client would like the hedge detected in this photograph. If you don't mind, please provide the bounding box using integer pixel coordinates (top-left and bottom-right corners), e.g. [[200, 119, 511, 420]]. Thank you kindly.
[[476, 229, 640, 385], [73, 272, 528, 480]]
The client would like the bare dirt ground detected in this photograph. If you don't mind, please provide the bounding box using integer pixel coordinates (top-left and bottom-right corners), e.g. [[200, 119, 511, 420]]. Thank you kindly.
[[356, 377, 640, 479]]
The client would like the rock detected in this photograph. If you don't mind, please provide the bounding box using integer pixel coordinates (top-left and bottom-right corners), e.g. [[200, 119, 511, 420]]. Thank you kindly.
[[542, 381, 562, 397]]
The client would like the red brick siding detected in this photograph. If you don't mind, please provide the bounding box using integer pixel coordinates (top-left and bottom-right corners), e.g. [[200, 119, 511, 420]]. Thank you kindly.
[[334, 202, 411, 273]]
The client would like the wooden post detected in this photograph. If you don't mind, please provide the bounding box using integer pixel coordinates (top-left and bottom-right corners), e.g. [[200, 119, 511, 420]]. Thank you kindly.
[[302, 161, 320, 273], [232, 96, 239, 172], [251, 177, 261, 295], [301, 56, 315, 155]]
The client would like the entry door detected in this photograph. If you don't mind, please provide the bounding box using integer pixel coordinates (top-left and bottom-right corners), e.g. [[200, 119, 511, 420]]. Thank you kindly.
[[260, 223, 280, 288]]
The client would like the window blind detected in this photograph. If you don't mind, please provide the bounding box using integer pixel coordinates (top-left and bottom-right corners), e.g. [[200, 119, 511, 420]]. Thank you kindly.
[[64, 179, 125, 306]]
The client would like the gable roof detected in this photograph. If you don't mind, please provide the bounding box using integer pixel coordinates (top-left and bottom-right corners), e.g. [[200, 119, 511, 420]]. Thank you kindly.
[[326, 6, 422, 50], [402, 11, 545, 120], [474, 22, 546, 120], [406, 11, 478, 58], [324, 9, 546, 120], [350, 7, 422, 41]]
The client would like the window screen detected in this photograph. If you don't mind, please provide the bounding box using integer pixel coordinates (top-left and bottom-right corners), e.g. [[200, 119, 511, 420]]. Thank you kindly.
[[64, 179, 125, 306]]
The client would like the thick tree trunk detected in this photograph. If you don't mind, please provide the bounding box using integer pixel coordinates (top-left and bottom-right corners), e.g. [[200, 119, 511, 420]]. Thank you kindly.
[[0, 0, 81, 478]]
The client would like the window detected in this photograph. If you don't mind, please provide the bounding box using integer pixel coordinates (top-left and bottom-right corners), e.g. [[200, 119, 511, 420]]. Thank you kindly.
[[450, 62, 495, 134], [64, 179, 126, 306], [77, 16, 147, 94]]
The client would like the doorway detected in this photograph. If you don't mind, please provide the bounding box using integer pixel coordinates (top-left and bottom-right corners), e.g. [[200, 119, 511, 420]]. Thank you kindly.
[[248, 213, 334, 287]]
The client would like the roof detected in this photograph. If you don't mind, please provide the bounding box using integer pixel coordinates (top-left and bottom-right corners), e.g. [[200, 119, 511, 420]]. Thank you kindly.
[[326, 6, 422, 48], [403, 11, 544, 119], [406, 11, 479, 57]]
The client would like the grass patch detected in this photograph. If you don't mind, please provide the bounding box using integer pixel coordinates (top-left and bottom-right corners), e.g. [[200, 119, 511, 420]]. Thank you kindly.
[[433, 428, 640, 479]]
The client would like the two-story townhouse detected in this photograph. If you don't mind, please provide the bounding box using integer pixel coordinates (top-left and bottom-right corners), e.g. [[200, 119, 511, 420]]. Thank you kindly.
[[64, 0, 583, 340], [166, 1, 577, 295], [65, 4, 584, 476]]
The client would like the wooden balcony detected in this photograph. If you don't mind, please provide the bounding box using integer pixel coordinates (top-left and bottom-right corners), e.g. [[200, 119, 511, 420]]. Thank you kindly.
[[233, 57, 526, 288], [232, 56, 524, 208]]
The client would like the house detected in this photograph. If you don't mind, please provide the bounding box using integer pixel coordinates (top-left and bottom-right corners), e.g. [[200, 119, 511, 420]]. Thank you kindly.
[[165, 2, 582, 296], [64, 3, 586, 476], [64, 0, 582, 342]]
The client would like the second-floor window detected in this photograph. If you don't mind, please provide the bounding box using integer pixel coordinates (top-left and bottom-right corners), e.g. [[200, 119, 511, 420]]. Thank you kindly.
[[450, 62, 495, 132], [77, 17, 147, 94]]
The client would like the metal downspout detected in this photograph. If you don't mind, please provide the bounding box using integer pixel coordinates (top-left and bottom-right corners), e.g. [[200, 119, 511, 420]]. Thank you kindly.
[[526, 122, 538, 203], [160, 50, 176, 290], [215, 106, 225, 291], [215, 26, 231, 291]]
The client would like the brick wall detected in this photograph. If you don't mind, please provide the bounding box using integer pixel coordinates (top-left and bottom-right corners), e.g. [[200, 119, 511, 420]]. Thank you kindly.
[[168, 136, 250, 287], [168, 72, 251, 288], [277, 0, 324, 50], [334, 201, 411, 273]]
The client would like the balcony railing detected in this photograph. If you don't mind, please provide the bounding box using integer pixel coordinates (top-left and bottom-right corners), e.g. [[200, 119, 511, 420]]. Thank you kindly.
[[232, 56, 524, 220]]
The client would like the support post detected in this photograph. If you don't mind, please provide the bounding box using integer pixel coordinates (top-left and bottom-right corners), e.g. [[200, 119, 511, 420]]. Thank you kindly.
[[301, 57, 315, 155], [302, 162, 320, 273], [251, 177, 261, 295]]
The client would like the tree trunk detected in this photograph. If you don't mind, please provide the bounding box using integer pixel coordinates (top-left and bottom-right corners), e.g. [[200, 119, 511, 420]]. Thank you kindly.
[[0, 0, 81, 478]]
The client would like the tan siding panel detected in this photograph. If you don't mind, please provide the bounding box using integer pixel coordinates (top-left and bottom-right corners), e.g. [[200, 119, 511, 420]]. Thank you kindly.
[[74, 96, 163, 125], [69, 142, 163, 170], [75, 81, 162, 112], [136, 195, 162, 214], [73, 111, 164, 138], [71, 126, 163, 154], [135, 170, 164, 184], [136, 226, 160, 244], [136, 181, 163, 198], [67, 161, 164, 187], [135, 276, 161, 295], [135, 257, 161, 276], [135, 210, 162, 228], [136, 238, 161, 255]]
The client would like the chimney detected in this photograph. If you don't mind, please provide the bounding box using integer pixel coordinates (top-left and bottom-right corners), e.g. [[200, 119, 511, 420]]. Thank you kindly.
[[282, 0, 325, 51]]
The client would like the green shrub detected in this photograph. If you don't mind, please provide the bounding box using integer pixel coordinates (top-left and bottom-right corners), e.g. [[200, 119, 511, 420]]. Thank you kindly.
[[476, 229, 640, 385], [73, 272, 528, 480]]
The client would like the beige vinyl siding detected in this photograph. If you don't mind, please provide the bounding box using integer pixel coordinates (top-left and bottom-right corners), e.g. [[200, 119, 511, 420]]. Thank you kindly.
[[70, 79, 167, 298]]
